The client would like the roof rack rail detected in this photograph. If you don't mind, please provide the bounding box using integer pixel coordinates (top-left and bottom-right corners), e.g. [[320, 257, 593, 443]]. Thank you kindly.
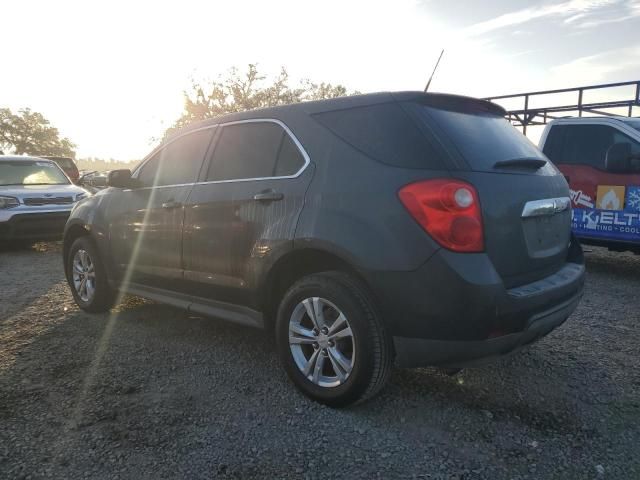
[[484, 80, 640, 135]]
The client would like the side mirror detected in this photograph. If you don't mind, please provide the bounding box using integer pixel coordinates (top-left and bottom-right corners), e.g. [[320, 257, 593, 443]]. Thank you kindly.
[[107, 169, 138, 189], [605, 142, 632, 173]]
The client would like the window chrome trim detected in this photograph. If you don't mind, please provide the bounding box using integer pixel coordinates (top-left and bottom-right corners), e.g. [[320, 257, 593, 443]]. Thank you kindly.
[[130, 118, 310, 190], [521, 197, 570, 218]]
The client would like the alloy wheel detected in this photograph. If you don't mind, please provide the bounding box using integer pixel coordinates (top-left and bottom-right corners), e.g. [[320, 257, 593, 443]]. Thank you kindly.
[[288, 297, 355, 388], [72, 249, 96, 302]]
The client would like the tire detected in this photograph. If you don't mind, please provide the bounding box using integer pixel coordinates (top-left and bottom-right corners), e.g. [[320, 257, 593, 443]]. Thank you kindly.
[[66, 236, 117, 313], [275, 271, 393, 407]]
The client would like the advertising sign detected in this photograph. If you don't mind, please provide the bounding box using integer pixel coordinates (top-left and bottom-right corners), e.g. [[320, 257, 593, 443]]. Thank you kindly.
[[571, 185, 640, 242]]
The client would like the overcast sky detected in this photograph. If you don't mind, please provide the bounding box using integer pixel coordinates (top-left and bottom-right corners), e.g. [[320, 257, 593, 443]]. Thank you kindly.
[[1, 0, 639, 159]]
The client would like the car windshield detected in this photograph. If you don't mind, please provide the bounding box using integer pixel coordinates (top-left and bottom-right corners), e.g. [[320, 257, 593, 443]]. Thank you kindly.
[[0, 160, 70, 186]]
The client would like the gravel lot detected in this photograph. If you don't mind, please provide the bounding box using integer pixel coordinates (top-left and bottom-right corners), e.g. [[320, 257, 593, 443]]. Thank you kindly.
[[0, 242, 638, 479]]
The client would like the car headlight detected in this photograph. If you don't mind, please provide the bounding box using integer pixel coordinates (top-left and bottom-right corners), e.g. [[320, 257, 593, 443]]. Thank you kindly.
[[75, 192, 89, 201], [0, 196, 19, 209]]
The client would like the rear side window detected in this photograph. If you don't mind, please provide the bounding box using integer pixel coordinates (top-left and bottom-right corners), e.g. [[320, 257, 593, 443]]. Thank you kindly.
[[137, 128, 213, 187], [206, 122, 305, 181], [412, 104, 545, 171], [547, 124, 640, 170], [312, 102, 444, 169], [275, 134, 305, 176]]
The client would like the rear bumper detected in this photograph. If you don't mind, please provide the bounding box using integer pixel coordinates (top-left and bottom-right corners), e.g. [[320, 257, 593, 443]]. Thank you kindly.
[[0, 211, 70, 240], [393, 291, 580, 368], [363, 237, 585, 367]]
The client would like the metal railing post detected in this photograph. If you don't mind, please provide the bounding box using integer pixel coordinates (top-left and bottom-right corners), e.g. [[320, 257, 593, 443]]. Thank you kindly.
[[578, 89, 583, 117], [523, 95, 529, 135]]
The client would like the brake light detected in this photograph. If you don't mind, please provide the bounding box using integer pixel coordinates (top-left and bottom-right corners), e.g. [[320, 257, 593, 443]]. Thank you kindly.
[[398, 179, 484, 253]]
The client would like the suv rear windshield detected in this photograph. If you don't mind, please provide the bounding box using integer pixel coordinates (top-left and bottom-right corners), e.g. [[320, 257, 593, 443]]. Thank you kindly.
[[409, 102, 545, 171], [313, 100, 545, 171], [0, 160, 70, 185]]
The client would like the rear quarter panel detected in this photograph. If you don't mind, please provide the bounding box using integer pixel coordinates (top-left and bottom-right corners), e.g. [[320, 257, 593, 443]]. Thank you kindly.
[[294, 132, 444, 271]]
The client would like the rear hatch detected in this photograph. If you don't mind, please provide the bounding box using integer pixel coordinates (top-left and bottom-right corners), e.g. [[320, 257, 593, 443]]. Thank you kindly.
[[402, 95, 571, 287]]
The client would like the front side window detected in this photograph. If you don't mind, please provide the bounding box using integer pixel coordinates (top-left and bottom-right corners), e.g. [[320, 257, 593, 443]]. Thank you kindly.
[[136, 153, 161, 187], [0, 160, 69, 186], [613, 130, 640, 156], [137, 128, 213, 187], [206, 122, 305, 181]]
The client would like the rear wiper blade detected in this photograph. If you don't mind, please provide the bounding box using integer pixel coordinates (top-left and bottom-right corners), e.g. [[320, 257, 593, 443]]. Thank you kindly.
[[493, 158, 547, 169]]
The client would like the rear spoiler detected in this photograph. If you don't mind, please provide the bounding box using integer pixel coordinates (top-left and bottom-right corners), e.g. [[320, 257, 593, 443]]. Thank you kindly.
[[392, 92, 507, 116]]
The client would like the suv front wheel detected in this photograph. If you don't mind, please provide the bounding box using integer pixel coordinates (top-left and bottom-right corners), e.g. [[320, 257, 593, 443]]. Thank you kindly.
[[275, 271, 393, 407], [66, 236, 116, 313]]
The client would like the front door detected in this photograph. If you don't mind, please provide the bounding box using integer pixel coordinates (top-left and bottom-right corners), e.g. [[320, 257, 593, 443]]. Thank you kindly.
[[182, 120, 312, 307], [107, 127, 215, 289]]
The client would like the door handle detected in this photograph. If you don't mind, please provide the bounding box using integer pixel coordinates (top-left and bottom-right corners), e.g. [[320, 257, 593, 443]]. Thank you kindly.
[[253, 190, 284, 202], [162, 200, 183, 209]]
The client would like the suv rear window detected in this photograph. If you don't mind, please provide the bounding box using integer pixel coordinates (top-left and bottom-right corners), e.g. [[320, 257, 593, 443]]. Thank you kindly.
[[312, 102, 444, 169], [410, 103, 545, 171]]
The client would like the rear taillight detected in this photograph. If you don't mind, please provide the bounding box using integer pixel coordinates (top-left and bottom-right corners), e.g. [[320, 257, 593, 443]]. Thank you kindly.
[[398, 179, 484, 253]]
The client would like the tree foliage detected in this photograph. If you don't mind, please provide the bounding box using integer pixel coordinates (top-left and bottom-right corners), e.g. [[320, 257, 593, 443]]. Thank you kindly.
[[166, 64, 354, 138], [0, 108, 76, 157]]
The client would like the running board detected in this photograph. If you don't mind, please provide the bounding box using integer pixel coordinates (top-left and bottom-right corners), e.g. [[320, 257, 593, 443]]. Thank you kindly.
[[119, 283, 264, 329]]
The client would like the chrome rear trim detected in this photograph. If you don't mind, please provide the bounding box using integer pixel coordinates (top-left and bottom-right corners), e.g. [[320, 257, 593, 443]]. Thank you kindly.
[[521, 197, 570, 218]]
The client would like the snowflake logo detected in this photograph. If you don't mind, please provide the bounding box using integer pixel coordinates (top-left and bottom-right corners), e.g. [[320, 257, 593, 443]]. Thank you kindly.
[[625, 186, 640, 212]]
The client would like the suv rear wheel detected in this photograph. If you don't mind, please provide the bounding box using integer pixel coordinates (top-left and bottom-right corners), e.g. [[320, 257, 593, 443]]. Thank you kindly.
[[275, 271, 392, 407], [66, 237, 116, 313]]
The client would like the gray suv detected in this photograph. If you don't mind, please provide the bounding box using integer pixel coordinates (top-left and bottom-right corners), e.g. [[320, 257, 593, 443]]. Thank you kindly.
[[63, 92, 585, 406]]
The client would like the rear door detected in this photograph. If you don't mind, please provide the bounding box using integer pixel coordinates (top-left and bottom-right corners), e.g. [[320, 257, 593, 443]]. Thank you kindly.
[[107, 128, 214, 289], [182, 120, 312, 306], [543, 122, 640, 245]]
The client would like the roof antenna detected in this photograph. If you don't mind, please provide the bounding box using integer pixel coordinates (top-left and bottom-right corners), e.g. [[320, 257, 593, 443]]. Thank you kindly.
[[424, 49, 444, 92]]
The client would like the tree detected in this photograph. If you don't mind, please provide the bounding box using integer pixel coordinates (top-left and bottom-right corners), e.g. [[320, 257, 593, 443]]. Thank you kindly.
[[0, 108, 76, 157], [165, 64, 355, 138]]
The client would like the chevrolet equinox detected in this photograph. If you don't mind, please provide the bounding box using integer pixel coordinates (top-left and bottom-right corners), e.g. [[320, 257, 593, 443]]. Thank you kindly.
[[63, 92, 585, 406]]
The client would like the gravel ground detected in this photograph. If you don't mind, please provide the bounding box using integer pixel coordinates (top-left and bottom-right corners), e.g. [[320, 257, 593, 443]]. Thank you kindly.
[[0, 242, 638, 480]]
